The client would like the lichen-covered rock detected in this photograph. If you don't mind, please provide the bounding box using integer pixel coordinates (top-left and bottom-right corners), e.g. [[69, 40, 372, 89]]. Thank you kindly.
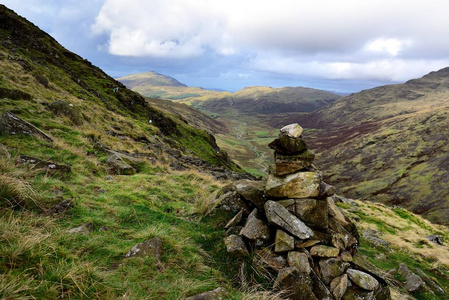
[[310, 245, 340, 258], [278, 198, 328, 229], [327, 197, 349, 226], [274, 267, 318, 300], [106, 154, 136, 175], [125, 237, 163, 262], [347, 269, 379, 291], [330, 274, 349, 300], [397, 263, 425, 293], [216, 190, 249, 214], [223, 235, 249, 256], [319, 258, 350, 285], [265, 200, 314, 239], [274, 230, 294, 252], [268, 134, 308, 155], [287, 251, 311, 274], [274, 150, 315, 175], [234, 179, 266, 210], [310, 269, 333, 300], [265, 171, 322, 198]]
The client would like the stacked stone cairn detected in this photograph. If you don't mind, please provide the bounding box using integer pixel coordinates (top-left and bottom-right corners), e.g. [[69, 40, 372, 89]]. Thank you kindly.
[[219, 123, 390, 300]]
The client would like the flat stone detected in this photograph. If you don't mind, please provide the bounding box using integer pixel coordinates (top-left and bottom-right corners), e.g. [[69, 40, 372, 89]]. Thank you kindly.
[[274, 150, 315, 176], [295, 239, 321, 248], [327, 197, 349, 226], [265, 200, 314, 239], [347, 269, 379, 291], [280, 123, 304, 138], [275, 230, 295, 252], [310, 245, 340, 258], [223, 235, 249, 256], [330, 274, 349, 300], [225, 209, 244, 229], [186, 287, 227, 300], [125, 237, 163, 262], [268, 133, 308, 155], [319, 258, 350, 285], [239, 209, 270, 243], [287, 251, 311, 274], [265, 171, 322, 199]]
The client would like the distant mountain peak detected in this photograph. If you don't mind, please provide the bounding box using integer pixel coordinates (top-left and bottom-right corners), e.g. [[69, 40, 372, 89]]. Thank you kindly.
[[117, 71, 187, 88]]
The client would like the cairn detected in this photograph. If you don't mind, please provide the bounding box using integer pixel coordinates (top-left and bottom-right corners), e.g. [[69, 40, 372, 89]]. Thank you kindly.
[[218, 123, 390, 300]]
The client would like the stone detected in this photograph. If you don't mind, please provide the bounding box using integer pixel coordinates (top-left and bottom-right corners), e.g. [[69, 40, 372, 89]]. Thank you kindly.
[[186, 287, 227, 300], [234, 180, 266, 210], [332, 233, 349, 250], [319, 258, 350, 285], [310, 245, 340, 258], [224, 209, 244, 229], [397, 263, 425, 293], [287, 251, 311, 274], [427, 234, 444, 245], [330, 274, 349, 300], [268, 133, 308, 155], [328, 218, 358, 250], [239, 209, 270, 244], [254, 248, 287, 272], [274, 267, 318, 300], [280, 123, 304, 138], [274, 150, 315, 175], [67, 223, 92, 234], [362, 230, 389, 248], [415, 268, 444, 294], [265, 200, 314, 239], [106, 154, 136, 175], [319, 182, 337, 198], [278, 198, 328, 229], [340, 251, 353, 262], [0, 111, 53, 142], [310, 269, 333, 300], [295, 240, 321, 248], [216, 190, 249, 214], [275, 230, 295, 252], [327, 197, 349, 226], [265, 171, 322, 199], [223, 235, 249, 256], [347, 269, 379, 291], [0, 143, 11, 158], [125, 237, 163, 262]]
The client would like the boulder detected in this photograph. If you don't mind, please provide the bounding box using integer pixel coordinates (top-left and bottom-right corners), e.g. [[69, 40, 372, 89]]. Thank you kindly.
[[330, 274, 349, 300], [265, 200, 314, 239], [278, 198, 328, 229], [319, 258, 350, 285], [265, 171, 322, 198], [280, 123, 304, 138], [287, 251, 311, 274], [0, 111, 53, 142], [268, 134, 308, 155], [106, 154, 136, 175], [274, 230, 295, 252], [223, 235, 249, 256], [346, 269, 379, 291], [274, 150, 315, 176], [125, 237, 163, 262], [186, 287, 227, 300], [239, 209, 270, 244], [397, 263, 425, 293], [310, 245, 340, 258]]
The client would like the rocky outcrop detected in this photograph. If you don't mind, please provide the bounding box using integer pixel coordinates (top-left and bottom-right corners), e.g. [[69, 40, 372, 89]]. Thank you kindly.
[[217, 123, 390, 300], [0, 111, 53, 142]]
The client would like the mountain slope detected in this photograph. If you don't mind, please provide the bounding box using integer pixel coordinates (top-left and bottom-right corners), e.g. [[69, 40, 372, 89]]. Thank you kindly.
[[118, 71, 187, 88], [297, 68, 449, 225]]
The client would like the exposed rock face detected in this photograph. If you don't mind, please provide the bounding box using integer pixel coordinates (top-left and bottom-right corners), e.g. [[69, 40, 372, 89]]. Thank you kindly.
[[0, 111, 53, 142], [217, 123, 391, 299]]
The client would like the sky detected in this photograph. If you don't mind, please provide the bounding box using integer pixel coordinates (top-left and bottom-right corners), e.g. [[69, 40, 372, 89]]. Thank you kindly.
[[2, 0, 449, 93]]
